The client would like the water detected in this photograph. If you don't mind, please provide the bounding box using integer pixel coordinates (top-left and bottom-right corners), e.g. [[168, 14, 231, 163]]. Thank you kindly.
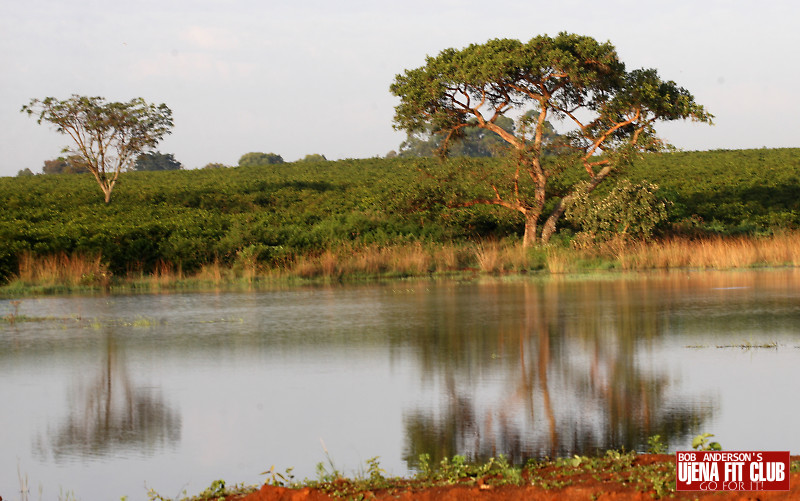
[[1, 270, 799, 500]]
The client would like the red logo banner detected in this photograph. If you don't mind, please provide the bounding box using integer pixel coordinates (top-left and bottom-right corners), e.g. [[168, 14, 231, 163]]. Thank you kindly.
[[676, 451, 790, 491]]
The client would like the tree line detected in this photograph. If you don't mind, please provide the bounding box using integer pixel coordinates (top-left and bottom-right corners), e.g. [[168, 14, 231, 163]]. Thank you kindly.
[[19, 32, 709, 244], [18, 151, 331, 176]]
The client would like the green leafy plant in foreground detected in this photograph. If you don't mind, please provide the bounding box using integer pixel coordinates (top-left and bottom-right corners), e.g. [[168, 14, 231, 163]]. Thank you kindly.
[[692, 433, 722, 451], [150, 445, 800, 501], [261, 465, 296, 487], [646, 434, 667, 454]]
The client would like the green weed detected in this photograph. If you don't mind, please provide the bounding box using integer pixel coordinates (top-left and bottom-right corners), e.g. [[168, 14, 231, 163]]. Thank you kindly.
[[646, 434, 667, 454], [692, 433, 722, 451]]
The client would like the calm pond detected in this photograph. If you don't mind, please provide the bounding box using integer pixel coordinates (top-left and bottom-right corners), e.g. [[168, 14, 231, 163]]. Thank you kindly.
[[2, 270, 799, 500]]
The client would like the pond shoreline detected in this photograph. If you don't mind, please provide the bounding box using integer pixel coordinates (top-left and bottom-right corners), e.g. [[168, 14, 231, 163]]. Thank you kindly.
[[163, 454, 800, 501], [3, 237, 799, 299]]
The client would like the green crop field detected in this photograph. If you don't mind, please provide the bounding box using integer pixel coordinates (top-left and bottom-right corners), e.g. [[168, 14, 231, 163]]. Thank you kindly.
[[1, 148, 798, 283]]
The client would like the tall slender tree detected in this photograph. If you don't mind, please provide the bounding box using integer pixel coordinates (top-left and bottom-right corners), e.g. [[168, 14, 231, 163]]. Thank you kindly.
[[22, 95, 173, 203]]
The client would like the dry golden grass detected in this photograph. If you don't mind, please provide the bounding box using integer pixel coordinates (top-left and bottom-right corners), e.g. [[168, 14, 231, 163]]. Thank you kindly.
[[145, 260, 183, 288], [472, 240, 535, 273], [287, 243, 435, 279], [473, 241, 502, 273], [16, 252, 110, 287], [196, 259, 227, 283], [8, 233, 799, 291], [544, 247, 575, 274], [389, 242, 431, 275], [432, 245, 463, 270], [617, 233, 800, 270]]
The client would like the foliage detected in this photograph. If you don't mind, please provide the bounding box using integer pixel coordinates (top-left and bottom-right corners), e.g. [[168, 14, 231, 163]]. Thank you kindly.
[[262, 465, 296, 487], [0, 149, 798, 285], [391, 33, 712, 245], [627, 148, 800, 234], [646, 435, 667, 454], [168, 450, 707, 500], [238, 152, 284, 167], [564, 179, 669, 245], [17, 168, 35, 177], [42, 155, 89, 174], [133, 151, 182, 171], [297, 153, 327, 162], [21, 95, 173, 203], [201, 162, 230, 169], [398, 113, 562, 159], [691, 433, 722, 451], [398, 115, 514, 158]]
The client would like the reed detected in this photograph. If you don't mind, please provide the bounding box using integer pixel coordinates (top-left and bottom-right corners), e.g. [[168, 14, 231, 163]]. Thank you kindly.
[[388, 242, 431, 276], [431, 244, 463, 271], [233, 248, 259, 283], [16, 252, 110, 287], [287, 242, 435, 279], [319, 250, 340, 278], [196, 259, 226, 283], [473, 240, 501, 273], [616, 233, 800, 270], [148, 260, 182, 288], [544, 246, 574, 274], [5, 233, 799, 293]]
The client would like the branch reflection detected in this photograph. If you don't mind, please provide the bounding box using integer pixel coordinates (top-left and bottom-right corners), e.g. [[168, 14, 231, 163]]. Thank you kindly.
[[34, 332, 180, 462], [403, 278, 714, 466]]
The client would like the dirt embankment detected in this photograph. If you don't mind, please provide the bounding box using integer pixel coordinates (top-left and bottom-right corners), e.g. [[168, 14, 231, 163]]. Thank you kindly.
[[238, 455, 800, 501]]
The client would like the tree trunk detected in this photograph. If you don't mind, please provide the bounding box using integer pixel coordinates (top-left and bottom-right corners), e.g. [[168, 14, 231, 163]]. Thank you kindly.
[[540, 201, 567, 243], [522, 212, 538, 248], [541, 165, 616, 243]]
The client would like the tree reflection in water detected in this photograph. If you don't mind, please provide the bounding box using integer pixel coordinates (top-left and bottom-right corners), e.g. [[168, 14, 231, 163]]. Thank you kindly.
[[403, 278, 714, 466], [34, 332, 180, 462]]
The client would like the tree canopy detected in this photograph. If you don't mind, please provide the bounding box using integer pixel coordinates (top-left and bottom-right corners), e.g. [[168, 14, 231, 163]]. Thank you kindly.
[[238, 152, 284, 167], [42, 155, 90, 175], [397, 113, 561, 159], [391, 33, 712, 245], [297, 153, 328, 162], [133, 151, 182, 171], [21, 95, 173, 203]]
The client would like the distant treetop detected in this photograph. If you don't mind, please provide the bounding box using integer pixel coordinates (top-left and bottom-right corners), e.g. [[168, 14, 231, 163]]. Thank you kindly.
[[238, 152, 284, 167], [133, 151, 182, 171], [298, 154, 327, 162]]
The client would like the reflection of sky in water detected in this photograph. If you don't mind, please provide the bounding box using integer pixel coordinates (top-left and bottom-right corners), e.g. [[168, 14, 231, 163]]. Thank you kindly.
[[1, 270, 799, 500]]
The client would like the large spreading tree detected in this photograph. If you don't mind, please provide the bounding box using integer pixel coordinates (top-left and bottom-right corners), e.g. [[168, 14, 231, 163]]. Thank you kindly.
[[390, 33, 712, 246], [22, 95, 173, 203]]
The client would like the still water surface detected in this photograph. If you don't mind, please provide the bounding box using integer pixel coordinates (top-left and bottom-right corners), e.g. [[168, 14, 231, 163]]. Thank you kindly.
[[2, 270, 799, 499]]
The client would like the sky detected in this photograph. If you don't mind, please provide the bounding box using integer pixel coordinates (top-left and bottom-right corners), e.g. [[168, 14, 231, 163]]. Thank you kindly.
[[1, 0, 798, 177]]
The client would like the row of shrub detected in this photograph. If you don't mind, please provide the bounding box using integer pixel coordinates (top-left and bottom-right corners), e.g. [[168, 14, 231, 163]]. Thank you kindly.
[[1, 149, 798, 282]]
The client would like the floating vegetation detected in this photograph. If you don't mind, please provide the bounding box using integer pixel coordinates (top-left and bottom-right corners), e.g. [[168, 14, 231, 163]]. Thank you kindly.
[[686, 341, 779, 349], [715, 340, 778, 349]]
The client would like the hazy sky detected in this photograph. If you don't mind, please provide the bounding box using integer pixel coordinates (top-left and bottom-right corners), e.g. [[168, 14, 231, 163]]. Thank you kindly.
[[1, 0, 798, 176]]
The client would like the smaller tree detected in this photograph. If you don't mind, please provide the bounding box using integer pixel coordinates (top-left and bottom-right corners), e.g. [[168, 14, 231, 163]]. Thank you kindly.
[[297, 153, 327, 162], [17, 168, 35, 177], [22, 95, 173, 203], [133, 151, 182, 171], [202, 162, 230, 169], [564, 179, 669, 246], [42, 155, 90, 175], [238, 152, 284, 167]]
